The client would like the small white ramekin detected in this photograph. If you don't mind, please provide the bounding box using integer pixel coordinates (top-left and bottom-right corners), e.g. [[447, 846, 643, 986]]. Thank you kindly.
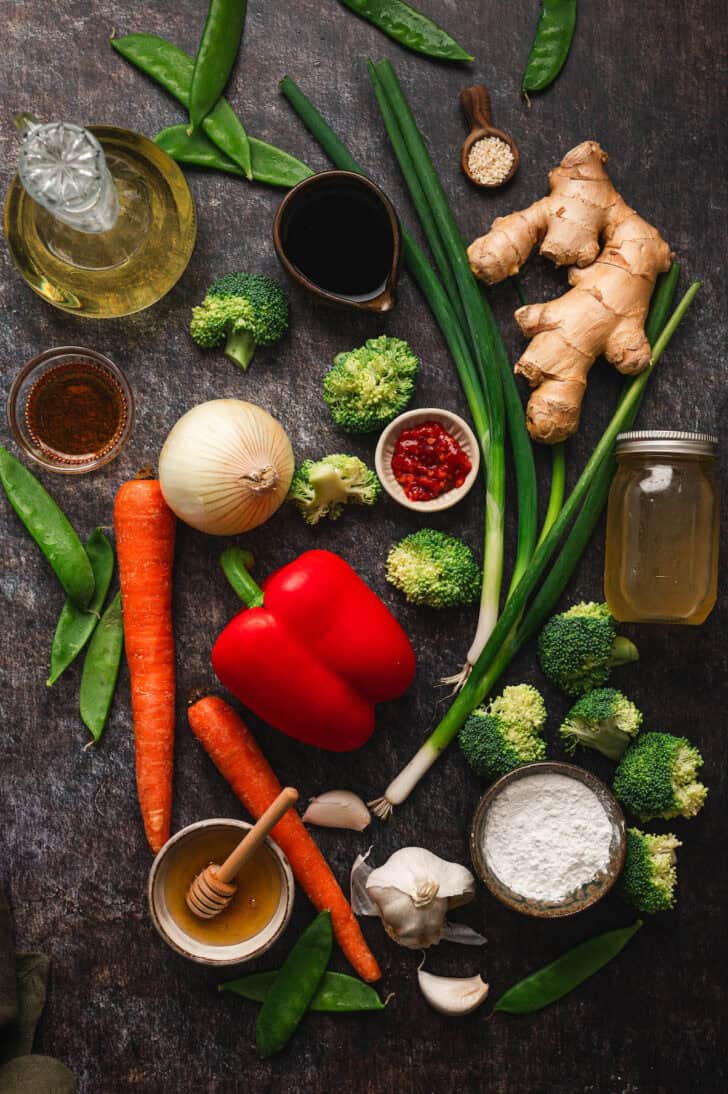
[[375, 407, 480, 512], [148, 818, 295, 966]]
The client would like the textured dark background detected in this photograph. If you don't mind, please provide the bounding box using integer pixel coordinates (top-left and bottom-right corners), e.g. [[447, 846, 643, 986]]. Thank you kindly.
[[1, 2, 726, 1092]]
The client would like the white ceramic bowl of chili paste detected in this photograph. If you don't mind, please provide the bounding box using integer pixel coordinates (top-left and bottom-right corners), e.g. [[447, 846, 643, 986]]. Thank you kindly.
[[375, 407, 480, 512]]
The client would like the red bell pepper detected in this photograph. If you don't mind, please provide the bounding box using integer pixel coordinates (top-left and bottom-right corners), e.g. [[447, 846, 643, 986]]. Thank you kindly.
[[211, 548, 416, 751]]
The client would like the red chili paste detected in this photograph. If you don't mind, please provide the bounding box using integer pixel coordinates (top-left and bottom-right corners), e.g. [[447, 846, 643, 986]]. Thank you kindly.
[[391, 420, 472, 502]]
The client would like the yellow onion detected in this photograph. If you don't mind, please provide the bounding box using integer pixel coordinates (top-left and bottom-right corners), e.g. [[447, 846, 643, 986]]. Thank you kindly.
[[159, 399, 294, 535]]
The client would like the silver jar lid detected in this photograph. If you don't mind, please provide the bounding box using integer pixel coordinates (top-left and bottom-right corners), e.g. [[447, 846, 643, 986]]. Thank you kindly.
[[616, 430, 718, 456]]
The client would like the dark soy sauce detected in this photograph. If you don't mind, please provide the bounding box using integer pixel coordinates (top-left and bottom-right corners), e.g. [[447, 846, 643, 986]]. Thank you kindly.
[[281, 179, 394, 299]]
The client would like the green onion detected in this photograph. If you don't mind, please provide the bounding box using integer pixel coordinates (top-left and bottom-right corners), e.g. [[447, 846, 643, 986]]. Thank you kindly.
[[535, 443, 566, 550], [509, 279, 566, 557], [372, 275, 698, 816], [369, 60, 538, 684], [368, 62, 507, 656], [279, 72, 699, 817]]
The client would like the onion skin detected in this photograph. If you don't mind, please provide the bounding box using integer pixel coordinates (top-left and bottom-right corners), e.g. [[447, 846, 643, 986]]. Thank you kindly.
[[159, 399, 294, 535]]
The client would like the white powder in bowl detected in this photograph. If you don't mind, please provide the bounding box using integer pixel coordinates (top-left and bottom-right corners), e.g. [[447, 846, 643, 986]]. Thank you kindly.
[[482, 773, 614, 902]]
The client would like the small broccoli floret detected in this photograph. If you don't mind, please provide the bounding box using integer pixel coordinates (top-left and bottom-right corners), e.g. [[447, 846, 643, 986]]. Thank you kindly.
[[613, 732, 708, 821], [459, 684, 547, 782], [288, 454, 381, 524], [537, 601, 639, 697], [386, 529, 481, 609], [620, 828, 681, 914], [560, 687, 643, 761], [323, 335, 418, 433], [489, 684, 547, 734], [190, 273, 289, 370]]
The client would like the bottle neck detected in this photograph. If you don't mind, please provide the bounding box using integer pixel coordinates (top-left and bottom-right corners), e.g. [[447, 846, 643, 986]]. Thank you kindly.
[[16, 117, 119, 234]]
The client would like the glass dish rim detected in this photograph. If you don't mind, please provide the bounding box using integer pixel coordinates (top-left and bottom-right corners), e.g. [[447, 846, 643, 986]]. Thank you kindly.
[[6, 344, 135, 475]]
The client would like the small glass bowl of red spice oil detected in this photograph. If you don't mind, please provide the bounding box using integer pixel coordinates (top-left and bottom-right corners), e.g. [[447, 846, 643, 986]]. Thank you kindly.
[[376, 407, 480, 512], [7, 346, 134, 474]]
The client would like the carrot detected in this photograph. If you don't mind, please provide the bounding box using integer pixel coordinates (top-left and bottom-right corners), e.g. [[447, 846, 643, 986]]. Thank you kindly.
[[188, 695, 381, 983], [114, 480, 176, 854]]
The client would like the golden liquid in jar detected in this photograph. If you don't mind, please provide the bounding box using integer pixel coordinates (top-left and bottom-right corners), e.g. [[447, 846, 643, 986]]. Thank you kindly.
[[4, 127, 196, 319], [163, 828, 282, 947], [605, 452, 719, 624]]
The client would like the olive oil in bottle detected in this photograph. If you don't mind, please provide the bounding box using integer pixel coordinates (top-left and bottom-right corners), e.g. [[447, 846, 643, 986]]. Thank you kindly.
[[5, 120, 196, 318]]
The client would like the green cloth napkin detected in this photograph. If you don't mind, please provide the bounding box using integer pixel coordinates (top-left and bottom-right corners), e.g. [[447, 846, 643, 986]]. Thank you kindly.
[[0, 1057, 76, 1093], [0, 954, 50, 1065], [0, 885, 75, 1093], [0, 889, 17, 1029]]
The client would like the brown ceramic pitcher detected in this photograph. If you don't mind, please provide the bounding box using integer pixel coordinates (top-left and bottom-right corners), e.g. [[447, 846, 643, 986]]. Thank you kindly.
[[272, 170, 402, 312]]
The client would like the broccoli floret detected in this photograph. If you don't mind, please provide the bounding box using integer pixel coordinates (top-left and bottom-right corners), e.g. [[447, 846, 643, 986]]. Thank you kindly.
[[323, 335, 418, 433], [458, 684, 547, 781], [537, 601, 639, 697], [559, 687, 643, 761], [613, 732, 708, 821], [386, 529, 481, 609], [190, 273, 289, 370], [288, 454, 381, 524], [620, 828, 681, 914]]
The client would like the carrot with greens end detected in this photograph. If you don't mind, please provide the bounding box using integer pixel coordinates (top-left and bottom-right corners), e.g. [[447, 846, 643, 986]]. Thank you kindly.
[[188, 694, 381, 983], [114, 480, 176, 854]]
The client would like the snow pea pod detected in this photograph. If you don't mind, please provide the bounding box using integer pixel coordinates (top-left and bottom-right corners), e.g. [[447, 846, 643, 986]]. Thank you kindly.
[[155, 125, 311, 189], [522, 0, 577, 94], [256, 911, 332, 1057], [79, 591, 123, 741], [0, 445, 94, 608], [189, 1, 249, 170], [339, 0, 473, 62], [111, 34, 311, 187], [220, 969, 386, 1012], [48, 528, 114, 686], [494, 920, 643, 1015]]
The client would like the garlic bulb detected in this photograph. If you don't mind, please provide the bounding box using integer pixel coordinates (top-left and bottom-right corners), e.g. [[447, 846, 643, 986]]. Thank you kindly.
[[417, 966, 489, 1016], [158, 399, 294, 535], [302, 791, 371, 831], [351, 848, 486, 950]]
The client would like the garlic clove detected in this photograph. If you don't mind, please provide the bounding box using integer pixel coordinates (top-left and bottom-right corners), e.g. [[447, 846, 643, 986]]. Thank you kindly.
[[417, 967, 489, 1016], [302, 790, 371, 831]]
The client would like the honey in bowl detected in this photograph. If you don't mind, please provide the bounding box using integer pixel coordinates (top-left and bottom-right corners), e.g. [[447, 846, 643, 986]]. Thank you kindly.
[[163, 826, 282, 947]]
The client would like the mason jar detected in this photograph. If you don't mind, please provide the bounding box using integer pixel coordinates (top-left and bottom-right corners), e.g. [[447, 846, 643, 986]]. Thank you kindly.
[[604, 431, 719, 624]]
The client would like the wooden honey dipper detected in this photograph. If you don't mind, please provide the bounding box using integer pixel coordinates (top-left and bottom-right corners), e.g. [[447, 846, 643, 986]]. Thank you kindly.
[[186, 787, 298, 920]]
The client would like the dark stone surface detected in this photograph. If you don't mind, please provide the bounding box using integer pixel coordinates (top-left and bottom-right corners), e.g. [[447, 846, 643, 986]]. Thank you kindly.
[[1, 2, 726, 1091]]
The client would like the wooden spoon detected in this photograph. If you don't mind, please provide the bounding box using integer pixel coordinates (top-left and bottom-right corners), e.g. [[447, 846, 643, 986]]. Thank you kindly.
[[459, 85, 520, 189], [186, 788, 298, 920]]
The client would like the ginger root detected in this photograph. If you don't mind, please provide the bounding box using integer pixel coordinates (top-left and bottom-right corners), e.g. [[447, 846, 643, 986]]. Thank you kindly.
[[467, 141, 673, 443]]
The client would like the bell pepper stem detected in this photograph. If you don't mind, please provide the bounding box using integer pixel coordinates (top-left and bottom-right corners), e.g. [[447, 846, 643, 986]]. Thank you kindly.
[[220, 547, 265, 608]]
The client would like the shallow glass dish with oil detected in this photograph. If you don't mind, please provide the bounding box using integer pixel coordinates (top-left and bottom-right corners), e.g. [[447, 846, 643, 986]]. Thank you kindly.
[[148, 819, 295, 966], [5, 126, 196, 319], [7, 346, 134, 474]]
